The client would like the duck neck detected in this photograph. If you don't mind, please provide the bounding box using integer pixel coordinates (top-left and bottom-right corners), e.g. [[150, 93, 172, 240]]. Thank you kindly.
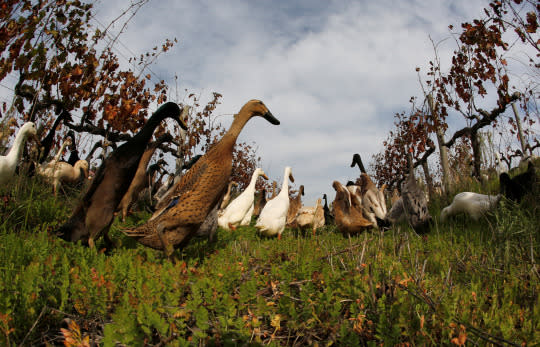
[[132, 103, 179, 146], [246, 172, 261, 193], [280, 175, 290, 196], [132, 114, 165, 146], [41, 113, 65, 147], [74, 161, 87, 179], [296, 187, 303, 202], [6, 128, 30, 164], [220, 110, 252, 152], [53, 139, 70, 162]]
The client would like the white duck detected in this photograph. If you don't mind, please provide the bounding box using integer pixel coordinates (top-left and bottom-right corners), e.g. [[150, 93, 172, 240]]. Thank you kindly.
[[218, 168, 269, 230], [0, 122, 37, 185], [47, 160, 89, 196], [37, 137, 73, 178], [255, 166, 294, 239], [294, 198, 325, 235], [440, 192, 501, 221]]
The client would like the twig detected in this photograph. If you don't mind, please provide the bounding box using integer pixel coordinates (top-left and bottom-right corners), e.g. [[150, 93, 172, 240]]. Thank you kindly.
[[19, 306, 48, 347], [460, 322, 520, 347]]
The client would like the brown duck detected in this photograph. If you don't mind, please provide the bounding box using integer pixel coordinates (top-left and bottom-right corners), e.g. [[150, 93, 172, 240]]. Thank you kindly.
[[116, 133, 173, 222], [253, 187, 267, 217], [331, 180, 373, 235], [56, 102, 186, 248], [286, 184, 304, 227], [122, 99, 280, 256]]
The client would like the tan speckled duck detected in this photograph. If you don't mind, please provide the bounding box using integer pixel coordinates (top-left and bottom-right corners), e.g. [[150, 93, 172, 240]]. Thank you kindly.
[[122, 100, 280, 255], [398, 153, 432, 234]]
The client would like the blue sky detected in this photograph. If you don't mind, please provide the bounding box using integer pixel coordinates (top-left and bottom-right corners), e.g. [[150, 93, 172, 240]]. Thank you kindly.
[[89, 0, 504, 205]]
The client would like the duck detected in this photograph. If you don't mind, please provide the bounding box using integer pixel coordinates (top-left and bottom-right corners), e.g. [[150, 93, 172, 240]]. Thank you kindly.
[[36, 137, 87, 196], [55, 102, 186, 248], [36, 137, 72, 175], [132, 162, 164, 211], [255, 166, 294, 239], [331, 180, 373, 235], [0, 122, 37, 185], [384, 196, 406, 225], [322, 193, 334, 225], [294, 197, 325, 235], [253, 187, 267, 217], [45, 159, 89, 196], [195, 202, 220, 242], [154, 154, 203, 212], [219, 180, 239, 210], [65, 130, 80, 166], [350, 153, 367, 173], [153, 174, 174, 204], [195, 181, 240, 242], [116, 133, 173, 222], [122, 100, 279, 256], [390, 188, 400, 205], [218, 168, 269, 230], [397, 153, 432, 233], [270, 180, 278, 198], [286, 185, 304, 227], [499, 160, 536, 203], [440, 192, 501, 221], [350, 153, 388, 225]]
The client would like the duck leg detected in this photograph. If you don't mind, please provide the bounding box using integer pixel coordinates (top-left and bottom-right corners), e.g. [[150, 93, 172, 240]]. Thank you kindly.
[[88, 236, 96, 249], [156, 223, 175, 261], [88, 222, 116, 251]]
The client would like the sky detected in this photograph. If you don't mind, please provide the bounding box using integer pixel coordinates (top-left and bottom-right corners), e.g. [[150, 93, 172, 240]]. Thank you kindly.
[[88, 0, 502, 206], [3, 0, 524, 206]]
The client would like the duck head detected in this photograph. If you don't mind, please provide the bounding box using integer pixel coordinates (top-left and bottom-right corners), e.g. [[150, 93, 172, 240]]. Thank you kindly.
[[285, 166, 294, 183], [332, 181, 351, 210], [158, 102, 188, 130], [254, 167, 269, 180], [21, 122, 38, 141], [350, 153, 366, 172], [350, 153, 360, 168], [237, 100, 280, 125]]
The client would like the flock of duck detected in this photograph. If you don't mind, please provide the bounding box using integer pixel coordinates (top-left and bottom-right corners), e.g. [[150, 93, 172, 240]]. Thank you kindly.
[[0, 99, 537, 258]]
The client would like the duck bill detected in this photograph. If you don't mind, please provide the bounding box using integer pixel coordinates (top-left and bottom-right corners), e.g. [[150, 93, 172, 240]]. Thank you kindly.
[[261, 173, 269, 180], [176, 115, 188, 130], [263, 111, 280, 125], [289, 173, 295, 183]]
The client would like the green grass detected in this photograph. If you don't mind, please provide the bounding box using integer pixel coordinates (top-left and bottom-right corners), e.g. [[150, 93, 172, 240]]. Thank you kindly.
[[0, 175, 538, 346]]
